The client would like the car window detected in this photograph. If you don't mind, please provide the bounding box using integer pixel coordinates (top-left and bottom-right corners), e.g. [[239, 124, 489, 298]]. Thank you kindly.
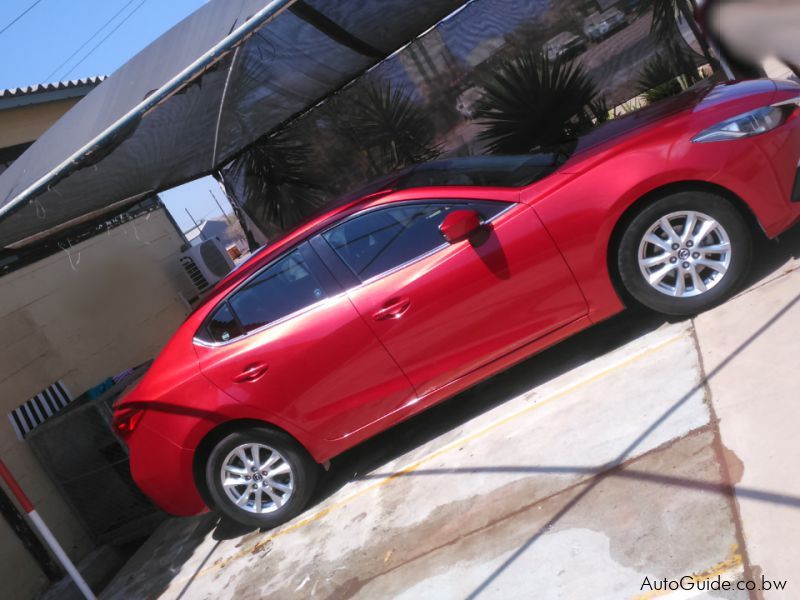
[[227, 249, 328, 336], [322, 201, 509, 281], [206, 302, 244, 343]]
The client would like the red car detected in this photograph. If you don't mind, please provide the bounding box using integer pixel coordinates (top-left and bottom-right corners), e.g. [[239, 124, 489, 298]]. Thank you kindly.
[[115, 79, 800, 527]]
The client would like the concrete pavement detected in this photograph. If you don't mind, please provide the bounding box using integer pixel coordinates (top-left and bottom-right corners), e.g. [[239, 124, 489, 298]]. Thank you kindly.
[[99, 228, 800, 600], [694, 236, 800, 596]]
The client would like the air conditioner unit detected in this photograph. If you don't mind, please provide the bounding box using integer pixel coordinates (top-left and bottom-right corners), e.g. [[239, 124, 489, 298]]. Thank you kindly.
[[179, 237, 234, 293]]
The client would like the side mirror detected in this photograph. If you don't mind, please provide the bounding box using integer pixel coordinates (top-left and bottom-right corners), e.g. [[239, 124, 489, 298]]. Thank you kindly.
[[439, 209, 483, 244]]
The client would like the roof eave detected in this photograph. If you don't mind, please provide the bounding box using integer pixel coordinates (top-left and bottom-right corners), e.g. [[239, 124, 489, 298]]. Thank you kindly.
[[0, 77, 107, 111]]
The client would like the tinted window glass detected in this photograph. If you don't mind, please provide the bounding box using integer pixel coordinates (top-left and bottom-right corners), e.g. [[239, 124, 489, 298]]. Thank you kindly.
[[392, 154, 570, 189], [229, 249, 327, 334], [206, 302, 243, 343], [323, 202, 507, 281]]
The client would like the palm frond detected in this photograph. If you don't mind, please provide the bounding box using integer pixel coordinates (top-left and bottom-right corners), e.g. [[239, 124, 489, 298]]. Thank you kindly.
[[241, 130, 326, 234], [650, 0, 679, 39], [638, 41, 704, 102], [347, 81, 442, 173], [474, 52, 598, 154]]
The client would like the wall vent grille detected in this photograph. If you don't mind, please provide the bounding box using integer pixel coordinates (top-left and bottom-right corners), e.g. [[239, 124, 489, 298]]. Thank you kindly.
[[9, 380, 74, 440]]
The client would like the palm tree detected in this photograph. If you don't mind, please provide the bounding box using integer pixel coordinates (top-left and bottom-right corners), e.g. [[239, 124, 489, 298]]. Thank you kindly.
[[340, 81, 442, 175], [240, 130, 326, 236], [473, 52, 598, 154]]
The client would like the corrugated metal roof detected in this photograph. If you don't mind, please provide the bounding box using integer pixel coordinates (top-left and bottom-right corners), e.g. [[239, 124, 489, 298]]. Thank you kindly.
[[0, 76, 106, 99]]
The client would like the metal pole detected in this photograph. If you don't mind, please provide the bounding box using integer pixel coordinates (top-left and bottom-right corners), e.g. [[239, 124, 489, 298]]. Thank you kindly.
[[209, 189, 232, 223], [214, 170, 260, 252], [0, 460, 96, 600], [693, 0, 735, 80], [185, 208, 205, 241], [0, 482, 62, 581], [709, 38, 735, 80]]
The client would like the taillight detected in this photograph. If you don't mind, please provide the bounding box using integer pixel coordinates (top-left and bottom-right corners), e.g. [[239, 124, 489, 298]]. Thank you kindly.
[[112, 406, 145, 439]]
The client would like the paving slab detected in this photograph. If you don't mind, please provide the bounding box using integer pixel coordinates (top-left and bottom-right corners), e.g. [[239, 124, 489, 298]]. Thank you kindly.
[[374, 430, 742, 600], [694, 263, 800, 596]]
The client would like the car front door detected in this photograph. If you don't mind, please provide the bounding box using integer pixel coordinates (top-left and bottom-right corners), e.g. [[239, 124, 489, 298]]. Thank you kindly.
[[194, 243, 415, 441], [318, 200, 588, 397]]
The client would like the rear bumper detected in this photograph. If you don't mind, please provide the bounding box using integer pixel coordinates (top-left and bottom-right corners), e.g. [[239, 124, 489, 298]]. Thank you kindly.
[[127, 419, 208, 517]]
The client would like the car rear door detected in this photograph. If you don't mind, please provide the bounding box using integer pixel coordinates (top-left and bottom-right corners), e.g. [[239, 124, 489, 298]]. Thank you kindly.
[[317, 200, 588, 398], [194, 242, 415, 441]]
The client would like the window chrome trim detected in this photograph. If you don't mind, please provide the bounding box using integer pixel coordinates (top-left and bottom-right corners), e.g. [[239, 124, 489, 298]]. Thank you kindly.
[[194, 201, 516, 348], [333, 201, 516, 288], [193, 291, 349, 348], [193, 242, 335, 347], [771, 95, 800, 108]]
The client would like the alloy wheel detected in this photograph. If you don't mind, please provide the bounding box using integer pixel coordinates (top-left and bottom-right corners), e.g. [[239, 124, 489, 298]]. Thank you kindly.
[[219, 443, 294, 514], [637, 210, 732, 298]]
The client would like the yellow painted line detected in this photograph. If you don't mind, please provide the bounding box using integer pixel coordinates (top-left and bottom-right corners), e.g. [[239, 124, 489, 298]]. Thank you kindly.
[[631, 544, 743, 600], [187, 332, 688, 579]]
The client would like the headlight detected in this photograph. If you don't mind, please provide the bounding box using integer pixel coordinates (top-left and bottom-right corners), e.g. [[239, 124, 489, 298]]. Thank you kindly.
[[692, 105, 792, 143]]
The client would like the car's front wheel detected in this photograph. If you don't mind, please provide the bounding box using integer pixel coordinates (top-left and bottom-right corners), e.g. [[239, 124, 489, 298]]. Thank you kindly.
[[617, 191, 753, 316], [205, 427, 318, 528]]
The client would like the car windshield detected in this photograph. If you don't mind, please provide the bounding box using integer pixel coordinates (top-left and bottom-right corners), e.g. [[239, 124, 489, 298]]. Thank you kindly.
[[390, 149, 576, 190]]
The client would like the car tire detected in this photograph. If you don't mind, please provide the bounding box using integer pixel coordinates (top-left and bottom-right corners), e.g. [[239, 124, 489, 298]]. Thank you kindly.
[[205, 427, 318, 529], [617, 191, 752, 316]]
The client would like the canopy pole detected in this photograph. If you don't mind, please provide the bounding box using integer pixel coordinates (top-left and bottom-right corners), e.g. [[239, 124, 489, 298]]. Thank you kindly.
[[211, 45, 241, 169]]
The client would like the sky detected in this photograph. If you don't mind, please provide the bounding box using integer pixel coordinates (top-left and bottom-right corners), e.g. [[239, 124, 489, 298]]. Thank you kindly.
[[0, 0, 232, 234]]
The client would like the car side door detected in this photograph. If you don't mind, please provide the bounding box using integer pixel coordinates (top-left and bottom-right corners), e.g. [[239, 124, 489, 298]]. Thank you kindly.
[[317, 199, 588, 398], [194, 242, 415, 441]]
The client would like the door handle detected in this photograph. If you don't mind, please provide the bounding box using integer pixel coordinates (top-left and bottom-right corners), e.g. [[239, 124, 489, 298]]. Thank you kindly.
[[233, 363, 269, 383], [372, 297, 411, 321]]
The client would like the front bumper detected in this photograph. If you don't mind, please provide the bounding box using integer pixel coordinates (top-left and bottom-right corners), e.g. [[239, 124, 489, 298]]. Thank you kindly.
[[710, 107, 800, 237]]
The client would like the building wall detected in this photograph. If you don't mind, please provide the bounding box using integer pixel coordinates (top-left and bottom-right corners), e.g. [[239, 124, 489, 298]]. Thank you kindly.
[[0, 98, 82, 148], [763, 57, 795, 80], [0, 208, 193, 599]]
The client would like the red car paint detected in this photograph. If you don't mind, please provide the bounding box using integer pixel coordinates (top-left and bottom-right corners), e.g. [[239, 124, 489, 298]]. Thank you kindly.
[[116, 80, 800, 516]]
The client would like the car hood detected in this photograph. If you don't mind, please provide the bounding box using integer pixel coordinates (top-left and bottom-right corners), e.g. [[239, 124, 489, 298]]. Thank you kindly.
[[570, 81, 714, 157], [567, 79, 778, 161], [692, 78, 778, 112]]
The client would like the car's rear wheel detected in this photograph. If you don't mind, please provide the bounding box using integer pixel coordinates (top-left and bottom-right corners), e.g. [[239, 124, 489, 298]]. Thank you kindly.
[[617, 191, 752, 316], [205, 427, 318, 528]]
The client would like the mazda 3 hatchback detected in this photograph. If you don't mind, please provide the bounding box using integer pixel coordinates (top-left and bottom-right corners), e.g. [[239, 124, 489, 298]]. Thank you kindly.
[[115, 79, 800, 527]]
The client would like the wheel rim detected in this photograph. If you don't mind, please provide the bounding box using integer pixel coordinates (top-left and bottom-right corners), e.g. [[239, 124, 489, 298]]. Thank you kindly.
[[220, 443, 294, 514], [637, 210, 732, 298]]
